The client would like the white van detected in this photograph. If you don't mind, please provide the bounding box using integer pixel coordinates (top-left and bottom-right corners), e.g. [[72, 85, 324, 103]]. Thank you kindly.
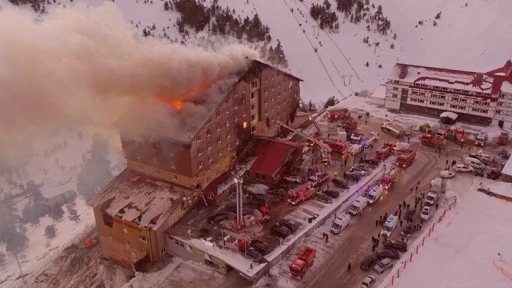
[[380, 215, 399, 238], [348, 196, 368, 215], [330, 213, 351, 234], [424, 191, 439, 206], [464, 156, 485, 170], [366, 186, 385, 204]]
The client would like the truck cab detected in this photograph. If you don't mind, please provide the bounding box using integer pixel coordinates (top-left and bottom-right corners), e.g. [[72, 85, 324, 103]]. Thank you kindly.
[[366, 185, 385, 204], [348, 196, 368, 215], [475, 131, 488, 147], [424, 191, 439, 206]]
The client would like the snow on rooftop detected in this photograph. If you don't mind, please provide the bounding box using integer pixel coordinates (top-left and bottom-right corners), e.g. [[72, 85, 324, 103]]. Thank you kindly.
[[387, 176, 512, 288], [501, 81, 512, 94], [389, 64, 494, 94], [501, 156, 512, 177], [90, 169, 189, 230], [487, 182, 512, 199]]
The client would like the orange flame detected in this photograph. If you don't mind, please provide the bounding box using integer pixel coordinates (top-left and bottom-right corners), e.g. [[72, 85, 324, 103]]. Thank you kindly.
[[155, 84, 207, 112]]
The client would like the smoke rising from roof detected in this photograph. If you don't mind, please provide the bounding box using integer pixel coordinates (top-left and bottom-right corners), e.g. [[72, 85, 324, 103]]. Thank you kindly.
[[0, 2, 257, 166]]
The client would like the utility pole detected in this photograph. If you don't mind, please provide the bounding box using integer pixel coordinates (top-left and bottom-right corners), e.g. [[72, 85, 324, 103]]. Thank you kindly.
[[234, 178, 244, 230]]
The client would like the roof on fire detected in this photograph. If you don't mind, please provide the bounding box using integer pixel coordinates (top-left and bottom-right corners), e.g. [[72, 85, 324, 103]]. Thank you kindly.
[[116, 60, 302, 143]]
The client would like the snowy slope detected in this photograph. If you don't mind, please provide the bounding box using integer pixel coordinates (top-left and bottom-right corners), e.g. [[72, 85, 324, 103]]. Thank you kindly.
[[5, 0, 510, 103], [386, 176, 512, 288]]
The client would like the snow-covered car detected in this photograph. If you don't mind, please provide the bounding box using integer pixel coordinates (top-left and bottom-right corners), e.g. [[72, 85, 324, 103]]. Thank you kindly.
[[420, 206, 431, 221], [452, 164, 473, 173], [361, 275, 376, 288], [440, 170, 455, 179], [283, 175, 304, 183], [393, 142, 410, 152], [315, 192, 333, 204], [373, 258, 394, 274]]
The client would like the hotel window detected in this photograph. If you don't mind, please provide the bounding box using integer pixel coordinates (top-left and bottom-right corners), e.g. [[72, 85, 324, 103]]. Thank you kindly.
[[393, 87, 399, 91], [251, 92, 256, 99], [139, 235, 147, 242], [125, 239, 130, 246], [198, 161, 203, 169], [123, 228, 128, 234], [251, 104, 255, 110], [206, 129, 211, 136], [251, 115, 255, 121], [197, 148, 202, 156], [392, 93, 398, 98]]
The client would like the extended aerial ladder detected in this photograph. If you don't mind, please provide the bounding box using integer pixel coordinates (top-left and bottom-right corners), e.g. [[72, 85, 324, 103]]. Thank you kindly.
[[278, 122, 332, 153]]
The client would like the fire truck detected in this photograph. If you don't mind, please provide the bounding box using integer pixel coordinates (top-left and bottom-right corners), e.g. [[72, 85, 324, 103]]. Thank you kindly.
[[342, 117, 358, 133], [420, 134, 447, 148], [362, 131, 379, 148], [289, 246, 317, 279], [323, 139, 346, 153], [327, 108, 350, 122], [396, 149, 416, 168], [498, 131, 509, 145], [454, 128, 466, 144], [379, 168, 397, 189], [375, 142, 394, 160], [288, 183, 315, 205]]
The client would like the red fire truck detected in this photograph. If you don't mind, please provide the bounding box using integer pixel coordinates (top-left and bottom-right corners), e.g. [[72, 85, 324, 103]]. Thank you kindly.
[[323, 139, 346, 154], [375, 142, 394, 160], [379, 168, 397, 189], [289, 246, 317, 279], [288, 183, 315, 205], [420, 134, 447, 148], [327, 108, 350, 122], [396, 149, 416, 168], [454, 128, 466, 144]]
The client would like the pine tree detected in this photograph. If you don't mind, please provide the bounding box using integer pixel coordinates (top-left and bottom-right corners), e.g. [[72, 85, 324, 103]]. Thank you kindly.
[[324, 96, 337, 109], [45, 224, 56, 239]]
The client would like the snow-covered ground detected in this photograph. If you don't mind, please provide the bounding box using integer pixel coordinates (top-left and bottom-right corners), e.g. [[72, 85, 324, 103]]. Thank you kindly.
[[0, 128, 124, 287], [380, 175, 512, 288]]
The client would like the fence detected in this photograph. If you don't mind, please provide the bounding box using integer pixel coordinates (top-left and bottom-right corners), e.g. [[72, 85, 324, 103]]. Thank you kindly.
[[492, 260, 512, 282], [379, 196, 458, 288]]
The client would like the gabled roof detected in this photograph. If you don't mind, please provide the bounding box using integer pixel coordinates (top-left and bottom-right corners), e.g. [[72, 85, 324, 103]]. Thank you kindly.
[[248, 138, 301, 177], [389, 60, 512, 95], [90, 169, 191, 231]]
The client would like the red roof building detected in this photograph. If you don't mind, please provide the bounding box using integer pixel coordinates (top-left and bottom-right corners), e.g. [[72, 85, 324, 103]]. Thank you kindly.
[[246, 138, 303, 185], [384, 60, 512, 126]]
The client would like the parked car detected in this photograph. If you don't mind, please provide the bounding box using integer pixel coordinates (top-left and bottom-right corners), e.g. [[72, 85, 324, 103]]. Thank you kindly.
[[350, 165, 369, 174], [361, 275, 376, 288], [468, 153, 490, 165], [383, 240, 408, 252], [323, 190, 340, 199], [250, 239, 271, 255], [376, 249, 400, 260], [207, 213, 229, 225], [440, 170, 456, 179], [452, 164, 473, 173], [246, 248, 263, 262], [332, 177, 350, 189], [404, 209, 415, 221], [283, 175, 304, 183], [487, 169, 501, 180], [420, 206, 431, 221], [315, 192, 333, 204], [362, 157, 380, 166], [360, 255, 376, 271], [373, 258, 394, 274], [344, 171, 362, 181], [270, 224, 292, 238], [401, 224, 415, 237], [278, 219, 300, 233]]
